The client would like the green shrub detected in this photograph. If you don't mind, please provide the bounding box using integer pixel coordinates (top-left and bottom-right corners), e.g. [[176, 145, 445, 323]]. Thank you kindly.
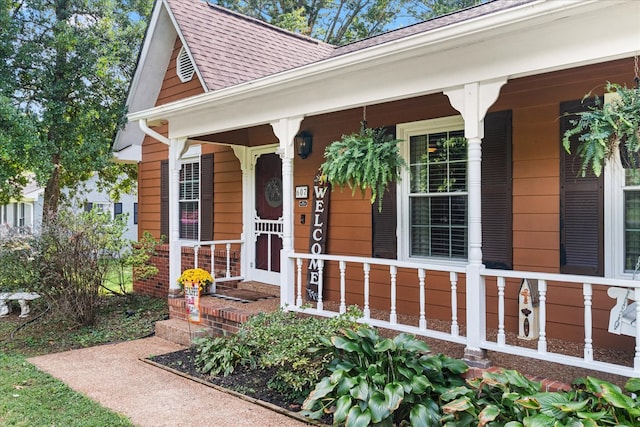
[[194, 307, 362, 402], [301, 326, 468, 426]]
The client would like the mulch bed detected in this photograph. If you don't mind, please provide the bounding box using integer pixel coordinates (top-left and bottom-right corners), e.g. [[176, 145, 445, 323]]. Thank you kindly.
[[147, 348, 329, 424]]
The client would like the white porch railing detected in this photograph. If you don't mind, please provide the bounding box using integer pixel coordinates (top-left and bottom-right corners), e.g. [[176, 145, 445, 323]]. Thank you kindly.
[[286, 252, 467, 346], [181, 239, 244, 284], [284, 252, 640, 378]]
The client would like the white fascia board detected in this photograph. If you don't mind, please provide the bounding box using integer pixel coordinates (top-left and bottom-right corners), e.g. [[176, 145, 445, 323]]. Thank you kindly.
[[113, 144, 143, 164], [162, 0, 208, 93], [128, 0, 638, 139]]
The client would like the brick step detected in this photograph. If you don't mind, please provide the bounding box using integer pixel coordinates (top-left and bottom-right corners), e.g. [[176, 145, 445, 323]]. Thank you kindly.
[[155, 318, 213, 346]]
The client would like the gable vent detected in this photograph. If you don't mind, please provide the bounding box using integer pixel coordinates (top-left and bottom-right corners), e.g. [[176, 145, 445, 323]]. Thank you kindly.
[[176, 46, 195, 83]]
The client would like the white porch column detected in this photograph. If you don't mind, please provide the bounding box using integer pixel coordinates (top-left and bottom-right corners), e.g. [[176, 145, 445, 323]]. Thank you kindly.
[[168, 138, 188, 298], [444, 79, 506, 364], [230, 146, 251, 281], [270, 117, 303, 307]]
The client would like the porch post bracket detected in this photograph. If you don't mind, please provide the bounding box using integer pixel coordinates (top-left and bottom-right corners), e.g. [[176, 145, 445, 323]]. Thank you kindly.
[[168, 137, 188, 298], [444, 78, 506, 366], [270, 116, 303, 307]]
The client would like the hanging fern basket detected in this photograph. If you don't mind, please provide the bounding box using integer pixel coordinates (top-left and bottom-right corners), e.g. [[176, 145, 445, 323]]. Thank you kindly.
[[563, 81, 640, 177], [320, 123, 406, 211]]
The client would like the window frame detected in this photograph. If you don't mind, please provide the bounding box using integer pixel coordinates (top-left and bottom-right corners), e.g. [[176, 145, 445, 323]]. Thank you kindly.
[[397, 115, 468, 266], [178, 145, 201, 241]]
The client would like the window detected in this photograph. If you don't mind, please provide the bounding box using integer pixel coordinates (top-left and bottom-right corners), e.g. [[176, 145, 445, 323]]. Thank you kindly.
[[114, 202, 123, 220], [179, 162, 200, 240], [393, 113, 512, 266], [399, 116, 467, 261], [623, 169, 640, 271]]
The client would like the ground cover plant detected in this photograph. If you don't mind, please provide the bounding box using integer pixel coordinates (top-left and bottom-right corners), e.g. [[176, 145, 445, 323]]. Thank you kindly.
[[177, 310, 640, 426]]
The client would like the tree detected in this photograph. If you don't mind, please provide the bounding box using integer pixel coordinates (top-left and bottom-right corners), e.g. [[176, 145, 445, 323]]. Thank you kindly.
[[211, 0, 485, 45], [0, 0, 150, 216]]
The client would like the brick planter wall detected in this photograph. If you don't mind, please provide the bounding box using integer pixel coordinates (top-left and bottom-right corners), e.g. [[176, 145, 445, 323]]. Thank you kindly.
[[133, 244, 241, 298]]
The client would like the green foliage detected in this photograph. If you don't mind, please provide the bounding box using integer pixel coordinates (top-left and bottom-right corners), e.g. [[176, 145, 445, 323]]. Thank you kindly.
[[194, 307, 363, 402], [1, 0, 150, 214], [563, 82, 640, 177], [212, 0, 483, 45], [301, 326, 468, 425], [441, 370, 640, 427], [0, 229, 38, 292], [320, 125, 406, 211], [0, 353, 134, 426]]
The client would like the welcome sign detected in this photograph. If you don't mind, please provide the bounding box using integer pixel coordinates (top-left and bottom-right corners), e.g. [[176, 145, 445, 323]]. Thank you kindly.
[[306, 173, 330, 301]]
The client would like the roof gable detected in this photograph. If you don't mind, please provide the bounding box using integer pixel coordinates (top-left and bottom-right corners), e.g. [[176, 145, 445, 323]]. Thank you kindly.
[[167, 0, 335, 91]]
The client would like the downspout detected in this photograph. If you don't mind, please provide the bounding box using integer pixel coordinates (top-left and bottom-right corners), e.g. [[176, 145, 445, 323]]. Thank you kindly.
[[139, 119, 170, 145], [137, 119, 183, 298]]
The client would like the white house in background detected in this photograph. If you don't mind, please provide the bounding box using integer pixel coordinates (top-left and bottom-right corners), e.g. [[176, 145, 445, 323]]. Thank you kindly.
[[0, 174, 138, 242]]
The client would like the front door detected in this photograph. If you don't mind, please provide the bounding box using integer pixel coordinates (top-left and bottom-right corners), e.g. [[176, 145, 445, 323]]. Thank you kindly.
[[253, 152, 283, 285]]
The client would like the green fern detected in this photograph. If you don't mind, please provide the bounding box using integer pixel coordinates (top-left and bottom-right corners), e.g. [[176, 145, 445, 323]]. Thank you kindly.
[[320, 124, 406, 211], [563, 82, 640, 177]]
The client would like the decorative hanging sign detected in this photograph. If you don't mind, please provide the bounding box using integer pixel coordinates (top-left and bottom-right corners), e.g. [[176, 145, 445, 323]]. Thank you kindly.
[[184, 282, 202, 323], [306, 172, 330, 301]]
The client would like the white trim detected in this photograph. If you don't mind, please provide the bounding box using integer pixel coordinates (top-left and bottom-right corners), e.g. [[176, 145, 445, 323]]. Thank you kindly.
[[246, 145, 282, 285], [397, 116, 465, 262], [127, 1, 639, 141], [161, 0, 207, 92]]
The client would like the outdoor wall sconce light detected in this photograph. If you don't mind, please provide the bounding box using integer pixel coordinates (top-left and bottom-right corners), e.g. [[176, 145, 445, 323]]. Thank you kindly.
[[295, 131, 313, 159]]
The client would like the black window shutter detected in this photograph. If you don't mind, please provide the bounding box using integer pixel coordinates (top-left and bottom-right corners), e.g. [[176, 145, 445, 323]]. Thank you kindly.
[[560, 99, 603, 276], [160, 160, 169, 240], [200, 153, 214, 241], [372, 126, 398, 259], [113, 202, 123, 219], [482, 110, 513, 269]]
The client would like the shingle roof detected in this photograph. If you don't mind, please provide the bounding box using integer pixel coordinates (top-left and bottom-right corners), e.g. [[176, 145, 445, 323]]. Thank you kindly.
[[166, 0, 536, 91], [167, 0, 335, 91], [332, 0, 535, 56]]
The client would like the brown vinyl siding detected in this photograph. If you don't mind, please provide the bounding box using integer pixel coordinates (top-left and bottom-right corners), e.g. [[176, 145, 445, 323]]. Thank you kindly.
[[156, 38, 205, 106]]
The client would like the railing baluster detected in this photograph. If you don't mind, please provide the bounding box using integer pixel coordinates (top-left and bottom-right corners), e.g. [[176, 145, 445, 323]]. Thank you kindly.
[[583, 283, 593, 362], [497, 276, 506, 346], [363, 263, 371, 319], [390, 266, 398, 324], [296, 258, 303, 307], [210, 244, 215, 277], [339, 261, 346, 314], [225, 243, 231, 278], [450, 272, 459, 337], [317, 259, 324, 311], [538, 279, 547, 353], [193, 245, 200, 269], [418, 268, 426, 330]]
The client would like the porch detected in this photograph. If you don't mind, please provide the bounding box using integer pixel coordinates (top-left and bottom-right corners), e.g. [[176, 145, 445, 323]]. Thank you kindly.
[[153, 239, 640, 385]]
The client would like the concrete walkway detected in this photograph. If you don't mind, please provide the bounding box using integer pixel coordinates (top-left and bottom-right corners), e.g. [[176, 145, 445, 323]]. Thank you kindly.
[[28, 337, 310, 427]]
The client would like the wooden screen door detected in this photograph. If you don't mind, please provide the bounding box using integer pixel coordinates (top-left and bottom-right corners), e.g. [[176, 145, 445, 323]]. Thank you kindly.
[[254, 152, 283, 284]]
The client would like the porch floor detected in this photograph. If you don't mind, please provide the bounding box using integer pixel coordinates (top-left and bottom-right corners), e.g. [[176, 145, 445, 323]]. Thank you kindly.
[[158, 282, 634, 388]]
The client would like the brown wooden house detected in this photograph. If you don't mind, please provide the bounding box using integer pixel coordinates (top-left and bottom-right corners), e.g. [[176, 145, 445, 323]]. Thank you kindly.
[[114, 0, 640, 376]]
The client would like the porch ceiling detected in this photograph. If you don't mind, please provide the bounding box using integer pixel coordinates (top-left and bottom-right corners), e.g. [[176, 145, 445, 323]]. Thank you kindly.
[[129, 0, 639, 141]]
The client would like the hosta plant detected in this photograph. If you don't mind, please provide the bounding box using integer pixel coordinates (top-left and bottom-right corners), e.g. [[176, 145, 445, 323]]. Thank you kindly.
[[320, 124, 406, 211], [301, 326, 468, 426]]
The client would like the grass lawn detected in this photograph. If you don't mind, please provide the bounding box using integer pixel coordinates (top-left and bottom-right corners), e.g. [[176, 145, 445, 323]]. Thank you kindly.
[[0, 353, 132, 426], [0, 294, 168, 425]]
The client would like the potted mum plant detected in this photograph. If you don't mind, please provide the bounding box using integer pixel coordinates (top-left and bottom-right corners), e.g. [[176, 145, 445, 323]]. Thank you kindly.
[[320, 123, 406, 211], [177, 268, 214, 295], [563, 81, 640, 176]]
